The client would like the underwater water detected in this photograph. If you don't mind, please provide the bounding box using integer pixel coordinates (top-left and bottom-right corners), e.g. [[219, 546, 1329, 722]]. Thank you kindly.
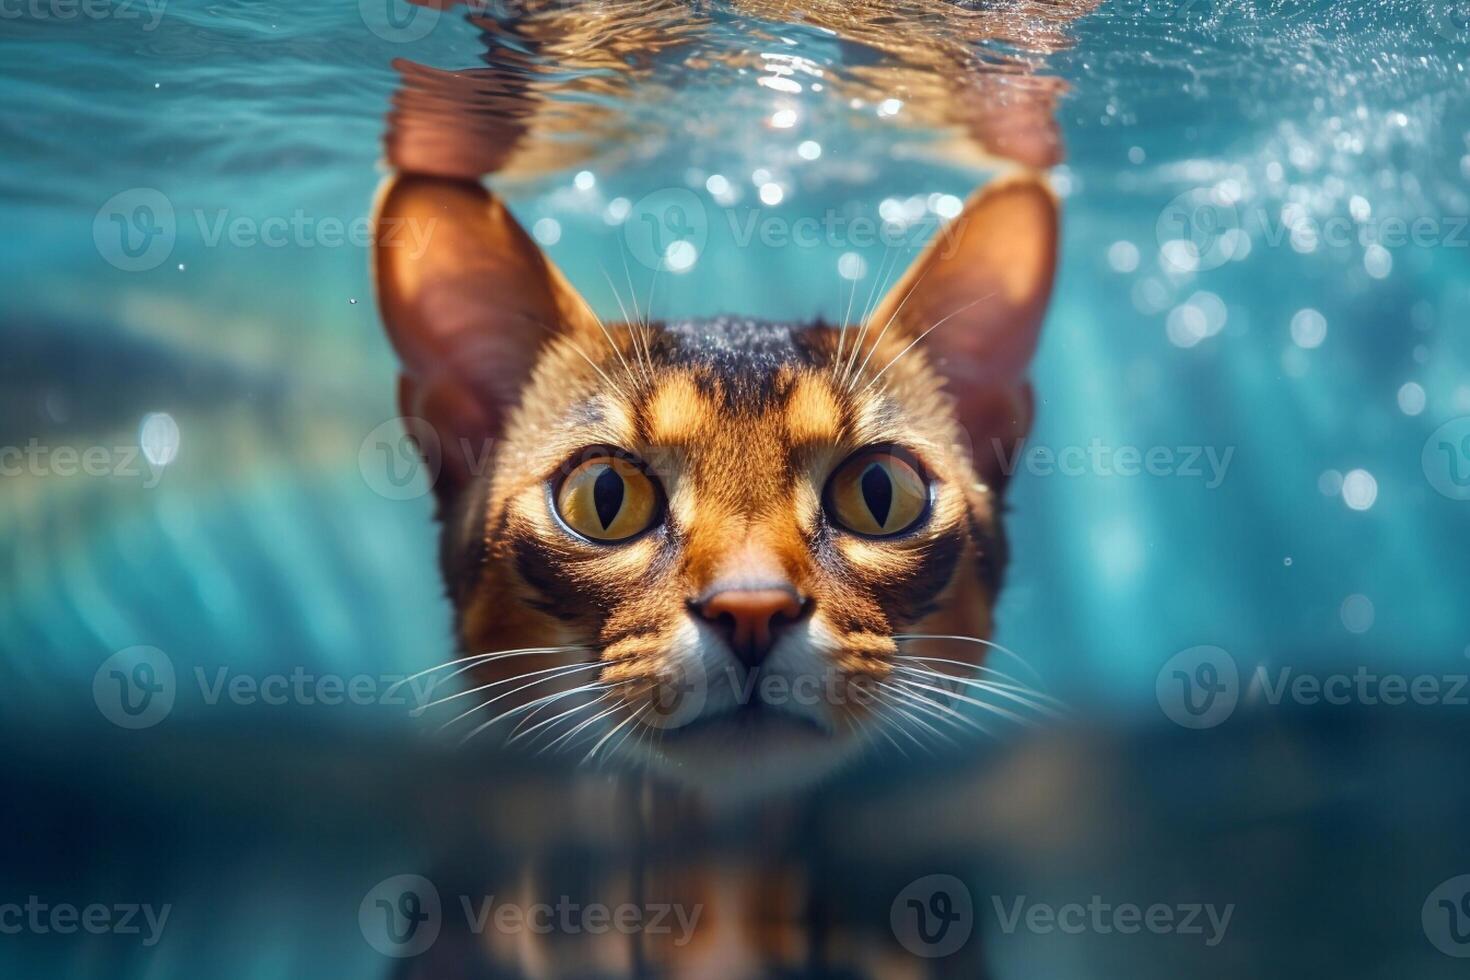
[[4, 0, 1470, 977], [5, 0, 1470, 716]]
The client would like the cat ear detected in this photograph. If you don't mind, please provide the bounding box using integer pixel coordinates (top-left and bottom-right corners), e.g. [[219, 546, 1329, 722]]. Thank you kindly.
[[373, 175, 599, 496], [868, 172, 1058, 484]]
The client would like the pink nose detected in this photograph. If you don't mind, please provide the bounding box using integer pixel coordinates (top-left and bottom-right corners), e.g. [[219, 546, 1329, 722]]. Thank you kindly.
[[697, 588, 806, 666]]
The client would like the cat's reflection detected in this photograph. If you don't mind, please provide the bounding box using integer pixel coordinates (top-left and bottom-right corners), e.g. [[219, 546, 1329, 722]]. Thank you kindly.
[[380, 732, 1112, 977], [388, 770, 1010, 979], [383, 0, 1099, 180]]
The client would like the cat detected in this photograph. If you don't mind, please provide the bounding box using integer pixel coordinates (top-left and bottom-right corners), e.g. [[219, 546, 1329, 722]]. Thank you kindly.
[[371, 170, 1057, 793]]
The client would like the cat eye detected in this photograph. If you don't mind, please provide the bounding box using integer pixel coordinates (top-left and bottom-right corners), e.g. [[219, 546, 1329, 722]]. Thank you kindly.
[[824, 448, 930, 538], [554, 452, 662, 543]]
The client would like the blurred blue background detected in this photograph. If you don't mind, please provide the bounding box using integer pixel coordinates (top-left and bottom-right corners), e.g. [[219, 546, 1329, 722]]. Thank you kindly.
[[8, 4, 1470, 980], [3, 0, 1470, 728]]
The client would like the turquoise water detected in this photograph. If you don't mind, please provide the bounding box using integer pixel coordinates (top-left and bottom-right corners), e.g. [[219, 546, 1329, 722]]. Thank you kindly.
[[4, 0, 1470, 716], [7, 3, 1470, 979]]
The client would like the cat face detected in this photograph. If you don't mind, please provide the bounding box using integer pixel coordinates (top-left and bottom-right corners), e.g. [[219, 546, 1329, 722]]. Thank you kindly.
[[374, 174, 1056, 787]]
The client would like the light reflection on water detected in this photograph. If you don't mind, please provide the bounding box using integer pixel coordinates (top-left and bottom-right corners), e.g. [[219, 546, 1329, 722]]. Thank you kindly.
[[2, 0, 1469, 719], [383, 0, 1097, 180]]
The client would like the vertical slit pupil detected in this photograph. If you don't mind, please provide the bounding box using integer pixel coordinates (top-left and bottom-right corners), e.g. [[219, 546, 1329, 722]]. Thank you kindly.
[[592, 465, 626, 531], [860, 462, 893, 528]]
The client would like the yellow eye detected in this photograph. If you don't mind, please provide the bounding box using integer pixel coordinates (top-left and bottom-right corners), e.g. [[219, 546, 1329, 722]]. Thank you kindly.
[[825, 449, 929, 537], [555, 454, 661, 542]]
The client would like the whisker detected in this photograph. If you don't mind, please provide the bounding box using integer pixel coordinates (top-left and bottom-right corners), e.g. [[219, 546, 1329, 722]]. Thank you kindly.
[[510, 310, 628, 398], [858, 295, 989, 396], [893, 647, 1025, 678], [617, 246, 656, 381], [602, 703, 652, 762], [642, 259, 663, 341], [620, 245, 644, 328], [832, 269, 861, 380], [456, 681, 610, 746], [891, 634, 1049, 687], [426, 662, 603, 725], [862, 706, 913, 758], [844, 712, 886, 760], [842, 245, 899, 387], [414, 659, 600, 716], [583, 703, 648, 765], [541, 697, 627, 756], [385, 646, 588, 699], [855, 245, 895, 334], [889, 672, 1039, 728], [507, 688, 613, 747], [871, 691, 935, 754], [893, 662, 1069, 714], [592, 268, 644, 390], [431, 648, 595, 694], [562, 334, 627, 397], [845, 267, 932, 392], [885, 678, 994, 737], [893, 650, 1055, 692], [878, 687, 959, 746], [892, 654, 1056, 704]]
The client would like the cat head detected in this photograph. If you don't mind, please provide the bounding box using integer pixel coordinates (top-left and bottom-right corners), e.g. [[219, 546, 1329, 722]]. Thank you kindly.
[[374, 173, 1056, 789]]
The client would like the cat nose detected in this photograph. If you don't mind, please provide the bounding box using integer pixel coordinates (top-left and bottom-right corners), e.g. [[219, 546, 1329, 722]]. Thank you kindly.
[[696, 586, 807, 667]]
